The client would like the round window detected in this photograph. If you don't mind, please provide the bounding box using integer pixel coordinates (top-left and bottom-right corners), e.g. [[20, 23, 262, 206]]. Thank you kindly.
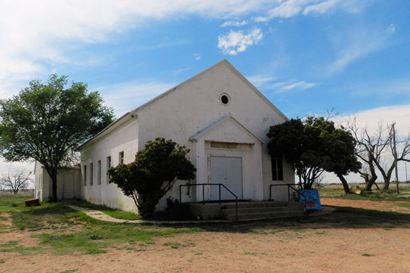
[[220, 93, 230, 105]]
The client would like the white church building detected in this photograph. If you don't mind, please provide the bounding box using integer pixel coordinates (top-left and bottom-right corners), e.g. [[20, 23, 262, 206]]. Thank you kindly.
[[35, 60, 295, 214]]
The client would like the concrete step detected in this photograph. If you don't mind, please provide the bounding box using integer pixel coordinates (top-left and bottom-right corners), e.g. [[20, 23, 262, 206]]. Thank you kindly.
[[221, 201, 290, 210], [223, 210, 305, 221], [220, 201, 305, 221], [222, 206, 302, 215]]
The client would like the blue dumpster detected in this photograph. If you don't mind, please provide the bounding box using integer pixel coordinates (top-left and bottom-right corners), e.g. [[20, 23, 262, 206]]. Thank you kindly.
[[298, 189, 321, 212]]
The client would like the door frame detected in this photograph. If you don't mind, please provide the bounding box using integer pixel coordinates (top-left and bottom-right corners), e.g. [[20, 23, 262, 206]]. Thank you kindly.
[[207, 155, 244, 200]]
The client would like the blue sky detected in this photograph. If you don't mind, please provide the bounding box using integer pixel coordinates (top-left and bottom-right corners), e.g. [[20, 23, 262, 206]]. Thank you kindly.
[[0, 0, 410, 178], [1, 0, 409, 121]]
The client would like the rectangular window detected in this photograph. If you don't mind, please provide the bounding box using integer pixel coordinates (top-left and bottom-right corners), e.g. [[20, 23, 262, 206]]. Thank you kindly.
[[106, 156, 111, 184], [119, 151, 124, 165], [90, 162, 94, 186], [83, 165, 87, 186], [271, 156, 283, 181], [97, 160, 101, 185]]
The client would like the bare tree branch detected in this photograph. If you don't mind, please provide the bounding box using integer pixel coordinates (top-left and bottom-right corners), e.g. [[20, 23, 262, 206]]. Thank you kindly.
[[1, 168, 31, 194]]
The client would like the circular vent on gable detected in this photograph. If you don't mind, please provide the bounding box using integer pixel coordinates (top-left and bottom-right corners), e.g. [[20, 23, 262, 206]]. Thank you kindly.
[[220, 93, 230, 105]]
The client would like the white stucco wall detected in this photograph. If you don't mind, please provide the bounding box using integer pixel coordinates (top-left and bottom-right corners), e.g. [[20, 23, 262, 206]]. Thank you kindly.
[[80, 118, 139, 212], [136, 61, 294, 207], [34, 163, 81, 201], [78, 60, 294, 212]]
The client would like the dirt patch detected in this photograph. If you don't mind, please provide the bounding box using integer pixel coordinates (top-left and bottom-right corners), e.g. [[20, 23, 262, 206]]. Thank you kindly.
[[0, 213, 40, 248], [1, 200, 410, 273], [1, 229, 410, 273], [321, 198, 410, 214]]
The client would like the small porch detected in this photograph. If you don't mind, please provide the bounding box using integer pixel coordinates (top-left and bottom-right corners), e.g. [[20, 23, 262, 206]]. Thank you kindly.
[[179, 182, 305, 221], [187, 200, 304, 221]]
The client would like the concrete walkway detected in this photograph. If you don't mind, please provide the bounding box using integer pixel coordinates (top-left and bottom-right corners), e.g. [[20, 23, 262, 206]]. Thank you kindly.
[[66, 205, 231, 224]]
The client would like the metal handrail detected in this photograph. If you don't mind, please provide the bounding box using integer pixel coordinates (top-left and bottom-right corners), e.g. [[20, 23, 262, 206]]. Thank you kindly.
[[269, 183, 307, 210], [179, 183, 239, 221]]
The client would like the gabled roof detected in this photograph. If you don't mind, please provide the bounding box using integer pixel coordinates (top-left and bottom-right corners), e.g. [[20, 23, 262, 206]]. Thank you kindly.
[[129, 59, 288, 120], [189, 113, 264, 144], [78, 59, 286, 151]]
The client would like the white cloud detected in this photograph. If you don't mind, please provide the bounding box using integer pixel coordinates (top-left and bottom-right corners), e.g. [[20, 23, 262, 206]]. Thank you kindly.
[[322, 104, 410, 183], [172, 67, 191, 76], [0, 0, 373, 97], [193, 53, 201, 61], [271, 80, 318, 92], [247, 73, 318, 92], [334, 104, 410, 136], [0, 0, 274, 98], [329, 25, 395, 74], [255, 0, 368, 22], [218, 28, 263, 55], [247, 74, 276, 87], [97, 81, 175, 117], [221, 20, 248, 27], [303, 0, 342, 14]]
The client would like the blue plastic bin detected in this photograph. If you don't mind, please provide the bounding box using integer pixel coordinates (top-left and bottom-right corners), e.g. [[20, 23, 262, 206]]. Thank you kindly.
[[298, 189, 321, 212]]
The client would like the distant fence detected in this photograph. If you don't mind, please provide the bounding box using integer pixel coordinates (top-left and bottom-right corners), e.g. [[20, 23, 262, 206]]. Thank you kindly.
[[0, 189, 34, 196]]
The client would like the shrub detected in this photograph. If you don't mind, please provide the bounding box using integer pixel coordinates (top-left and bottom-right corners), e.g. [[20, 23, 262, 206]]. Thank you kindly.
[[108, 138, 195, 219]]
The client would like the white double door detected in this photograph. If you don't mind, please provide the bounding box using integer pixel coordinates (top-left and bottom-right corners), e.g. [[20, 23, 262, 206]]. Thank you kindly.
[[209, 156, 243, 200]]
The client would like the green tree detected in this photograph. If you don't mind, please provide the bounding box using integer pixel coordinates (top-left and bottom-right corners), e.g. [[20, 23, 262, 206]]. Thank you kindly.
[[108, 138, 195, 219], [307, 118, 361, 193], [0, 74, 114, 201], [267, 117, 360, 191]]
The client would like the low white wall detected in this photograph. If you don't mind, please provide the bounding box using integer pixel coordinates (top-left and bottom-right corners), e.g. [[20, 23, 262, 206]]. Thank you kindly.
[[80, 118, 139, 212]]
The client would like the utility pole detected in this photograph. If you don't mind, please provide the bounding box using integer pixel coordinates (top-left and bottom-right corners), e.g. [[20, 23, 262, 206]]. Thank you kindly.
[[392, 123, 400, 194]]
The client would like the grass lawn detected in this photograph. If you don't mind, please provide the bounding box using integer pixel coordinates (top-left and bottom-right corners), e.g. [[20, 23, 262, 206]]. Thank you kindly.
[[1, 193, 410, 256], [68, 200, 141, 221], [318, 183, 410, 201], [0, 196, 197, 255]]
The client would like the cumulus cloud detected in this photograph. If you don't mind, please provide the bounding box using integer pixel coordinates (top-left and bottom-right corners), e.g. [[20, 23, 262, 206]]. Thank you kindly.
[[0, 0, 372, 97], [0, 0, 271, 97], [218, 28, 263, 55]]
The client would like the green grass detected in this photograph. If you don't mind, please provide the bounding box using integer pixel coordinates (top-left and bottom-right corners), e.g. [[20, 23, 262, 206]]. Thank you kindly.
[[318, 183, 410, 201], [0, 240, 41, 255], [0, 196, 198, 255], [0, 195, 32, 213], [69, 201, 141, 221], [1, 193, 410, 256]]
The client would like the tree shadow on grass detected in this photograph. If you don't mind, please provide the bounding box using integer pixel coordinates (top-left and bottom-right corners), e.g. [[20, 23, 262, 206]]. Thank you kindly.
[[165, 206, 410, 234], [11, 205, 78, 231]]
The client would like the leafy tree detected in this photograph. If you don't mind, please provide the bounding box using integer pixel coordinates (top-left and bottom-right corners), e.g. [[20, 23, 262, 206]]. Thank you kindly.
[[267, 118, 324, 190], [267, 117, 360, 191], [309, 118, 361, 193], [108, 138, 195, 219], [0, 74, 114, 201]]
